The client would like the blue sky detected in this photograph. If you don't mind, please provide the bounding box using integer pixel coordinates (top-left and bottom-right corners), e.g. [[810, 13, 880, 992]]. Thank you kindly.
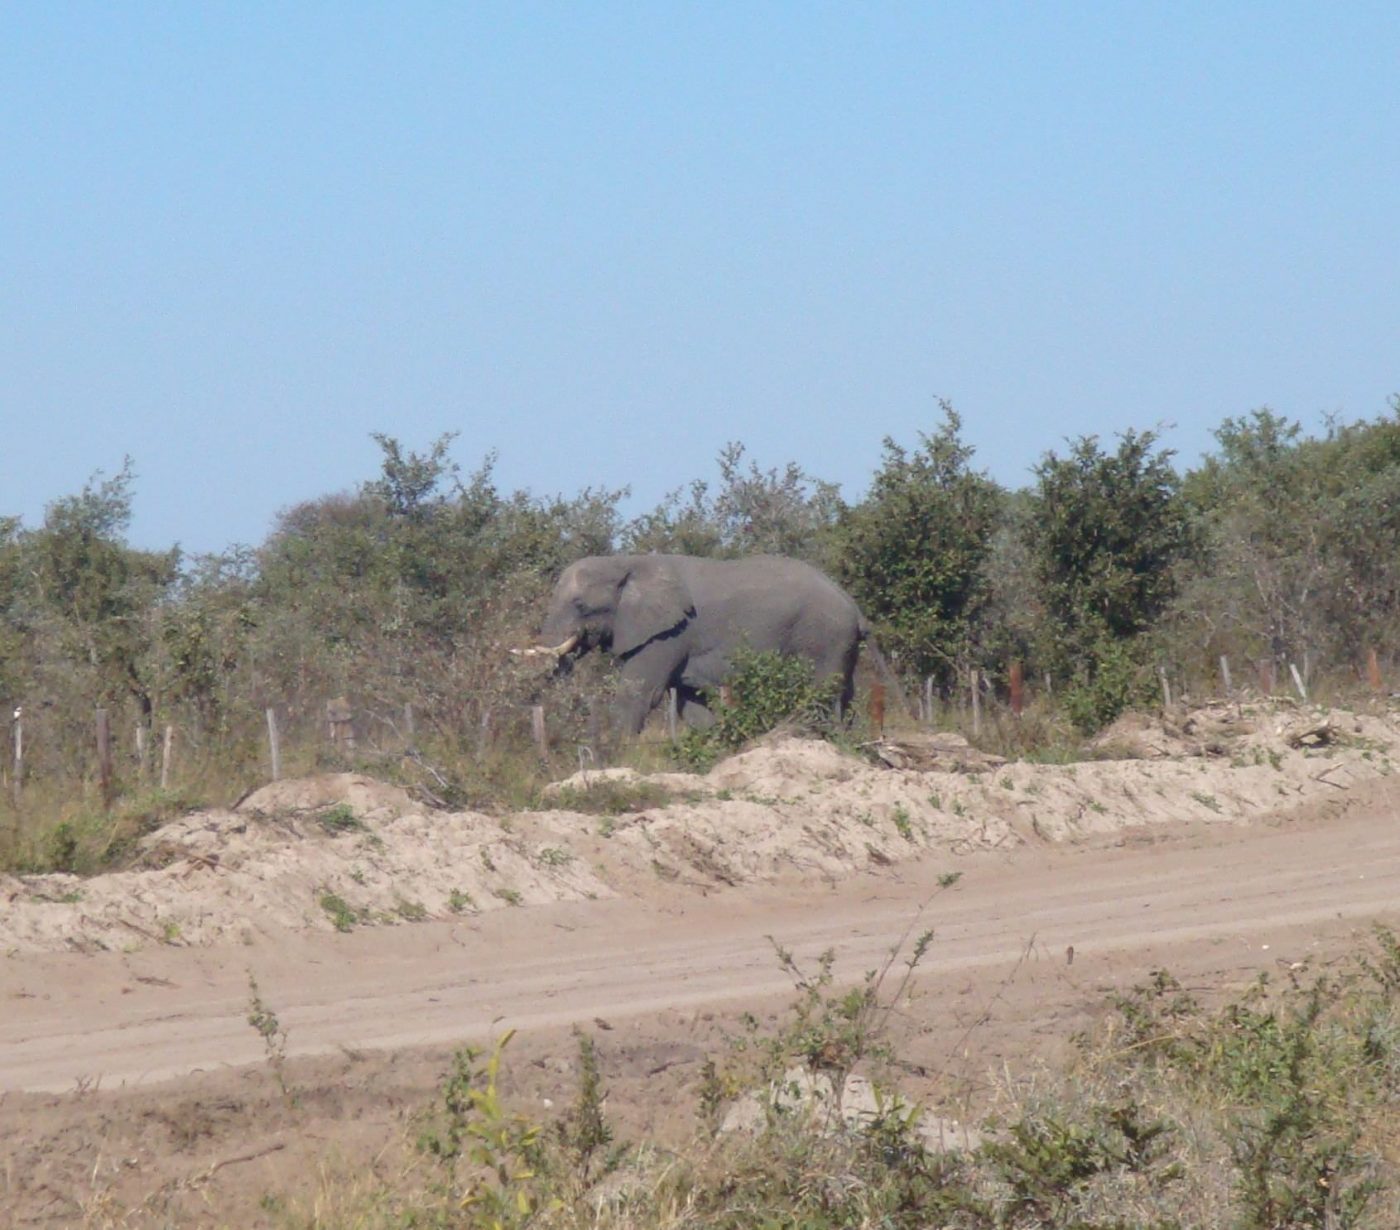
[[4, 4, 1398, 554]]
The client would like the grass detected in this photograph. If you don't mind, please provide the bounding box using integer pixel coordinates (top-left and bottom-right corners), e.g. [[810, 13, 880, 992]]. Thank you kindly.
[[549, 777, 677, 815], [263, 925, 1400, 1230], [316, 802, 365, 834], [0, 786, 201, 876], [317, 889, 359, 932]]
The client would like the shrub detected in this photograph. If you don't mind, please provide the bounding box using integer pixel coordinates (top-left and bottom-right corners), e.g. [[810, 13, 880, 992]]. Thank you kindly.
[[674, 648, 843, 771]]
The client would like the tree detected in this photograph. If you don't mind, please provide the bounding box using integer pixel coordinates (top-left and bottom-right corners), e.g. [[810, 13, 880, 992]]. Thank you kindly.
[[623, 442, 841, 565], [833, 405, 1002, 688], [1027, 430, 1192, 724], [1178, 403, 1400, 667], [26, 461, 178, 716]]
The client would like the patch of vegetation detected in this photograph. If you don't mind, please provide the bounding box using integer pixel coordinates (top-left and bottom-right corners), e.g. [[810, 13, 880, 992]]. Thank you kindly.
[[317, 890, 359, 932], [448, 888, 475, 914], [537, 846, 573, 868], [674, 648, 844, 772], [8, 787, 197, 877], [279, 925, 1400, 1229], [394, 897, 428, 922], [316, 802, 365, 834], [245, 971, 291, 1101], [549, 778, 674, 815]]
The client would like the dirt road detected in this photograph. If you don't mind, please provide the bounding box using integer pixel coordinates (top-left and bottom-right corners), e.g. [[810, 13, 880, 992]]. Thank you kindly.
[[5, 780, 1398, 1097], [4, 756, 1399, 1225]]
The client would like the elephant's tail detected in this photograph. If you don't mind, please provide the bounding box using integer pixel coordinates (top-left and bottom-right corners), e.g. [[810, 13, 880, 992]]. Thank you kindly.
[[857, 619, 917, 719]]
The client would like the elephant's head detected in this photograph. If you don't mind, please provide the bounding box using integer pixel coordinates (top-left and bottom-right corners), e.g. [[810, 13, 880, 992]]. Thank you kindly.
[[528, 555, 695, 662]]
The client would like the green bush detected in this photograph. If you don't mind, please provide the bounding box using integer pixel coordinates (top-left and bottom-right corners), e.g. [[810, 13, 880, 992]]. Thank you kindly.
[[1061, 637, 1158, 734], [674, 648, 843, 771]]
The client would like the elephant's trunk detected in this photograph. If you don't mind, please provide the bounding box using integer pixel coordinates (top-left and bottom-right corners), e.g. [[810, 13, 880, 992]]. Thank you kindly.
[[510, 632, 581, 659]]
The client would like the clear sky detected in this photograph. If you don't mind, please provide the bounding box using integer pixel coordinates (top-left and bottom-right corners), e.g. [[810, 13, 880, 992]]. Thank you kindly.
[[4, 4, 1398, 555]]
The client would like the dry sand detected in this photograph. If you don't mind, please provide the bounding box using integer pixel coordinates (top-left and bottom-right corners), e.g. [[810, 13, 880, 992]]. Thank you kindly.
[[2, 698, 1399, 1226]]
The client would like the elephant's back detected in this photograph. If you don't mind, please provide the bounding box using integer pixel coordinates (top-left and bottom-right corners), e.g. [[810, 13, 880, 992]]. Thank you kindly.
[[682, 554, 861, 625]]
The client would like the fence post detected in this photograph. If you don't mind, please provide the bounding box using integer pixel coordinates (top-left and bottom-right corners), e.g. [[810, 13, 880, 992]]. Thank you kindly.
[[11, 705, 21, 804], [96, 708, 113, 807], [1159, 667, 1172, 710], [1258, 658, 1276, 695], [969, 669, 981, 736], [1289, 663, 1308, 703], [326, 696, 354, 753], [923, 677, 934, 725], [587, 706, 602, 760], [477, 708, 493, 754], [266, 708, 282, 780], [1009, 660, 1024, 717], [1368, 647, 1383, 693], [1219, 655, 1233, 698], [530, 705, 548, 759], [403, 702, 416, 743], [666, 688, 679, 741], [160, 724, 174, 791], [868, 682, 886, 736]]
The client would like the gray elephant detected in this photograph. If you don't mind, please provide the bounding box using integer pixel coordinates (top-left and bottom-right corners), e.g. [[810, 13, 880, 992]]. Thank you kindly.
[[521, 554, 868, 735]]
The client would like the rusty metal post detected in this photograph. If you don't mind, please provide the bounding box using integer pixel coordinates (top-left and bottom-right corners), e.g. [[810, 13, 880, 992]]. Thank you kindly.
[[1258, 658, 1276, 695], [1009, 660, 1024, 717], [868, 682, 886, 736]]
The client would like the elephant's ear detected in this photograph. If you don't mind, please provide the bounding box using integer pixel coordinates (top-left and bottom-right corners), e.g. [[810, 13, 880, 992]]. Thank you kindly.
[[613, 558, 694, 658]]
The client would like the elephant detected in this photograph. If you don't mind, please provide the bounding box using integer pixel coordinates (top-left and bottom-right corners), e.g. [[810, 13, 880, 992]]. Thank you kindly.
[[520, 554, 870, 735]]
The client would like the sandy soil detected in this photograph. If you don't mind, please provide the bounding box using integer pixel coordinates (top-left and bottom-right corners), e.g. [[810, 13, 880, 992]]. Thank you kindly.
[[2, 700, 1399, 1226]]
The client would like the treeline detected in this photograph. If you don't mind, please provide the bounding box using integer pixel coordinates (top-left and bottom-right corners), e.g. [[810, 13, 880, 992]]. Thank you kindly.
[[4, 400, 1400, 792]]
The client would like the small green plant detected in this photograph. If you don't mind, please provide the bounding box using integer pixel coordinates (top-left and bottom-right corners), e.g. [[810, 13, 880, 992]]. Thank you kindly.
[[891, 803, 914, 841], [318, 890, 358, 932], [160, 918, 182, 944], [394, 897, 428, 922], [417, 1030, 561, 1227], [1191, 790, 1223, 813], [317, 802, 364, 834], [537, 846, 573, 868], [554, 1031, 619, 1184], [246, 971, 291, 1101], [448, 888, 475, 914], [492, 887, 523, 906]]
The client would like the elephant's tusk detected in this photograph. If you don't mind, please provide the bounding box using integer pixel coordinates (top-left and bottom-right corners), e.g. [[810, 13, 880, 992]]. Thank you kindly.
[[510, 633, 581, 659]]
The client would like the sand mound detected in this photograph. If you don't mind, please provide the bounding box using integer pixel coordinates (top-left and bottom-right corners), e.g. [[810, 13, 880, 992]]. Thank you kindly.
[[1, 703, 1395, 954], [236, 772, 420, 822]]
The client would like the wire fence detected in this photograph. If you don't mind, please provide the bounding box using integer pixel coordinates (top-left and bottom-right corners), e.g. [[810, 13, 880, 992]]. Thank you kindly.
[[3, 646, 1394, 814]]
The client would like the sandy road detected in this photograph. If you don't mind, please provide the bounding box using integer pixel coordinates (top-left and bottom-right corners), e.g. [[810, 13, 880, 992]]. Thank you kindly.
[[4, 784, 1399, 1097]]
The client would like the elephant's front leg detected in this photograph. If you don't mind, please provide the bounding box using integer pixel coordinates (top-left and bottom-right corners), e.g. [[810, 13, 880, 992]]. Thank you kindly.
[[676, 686, 716, 729], [614, 644, 681, 735]]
